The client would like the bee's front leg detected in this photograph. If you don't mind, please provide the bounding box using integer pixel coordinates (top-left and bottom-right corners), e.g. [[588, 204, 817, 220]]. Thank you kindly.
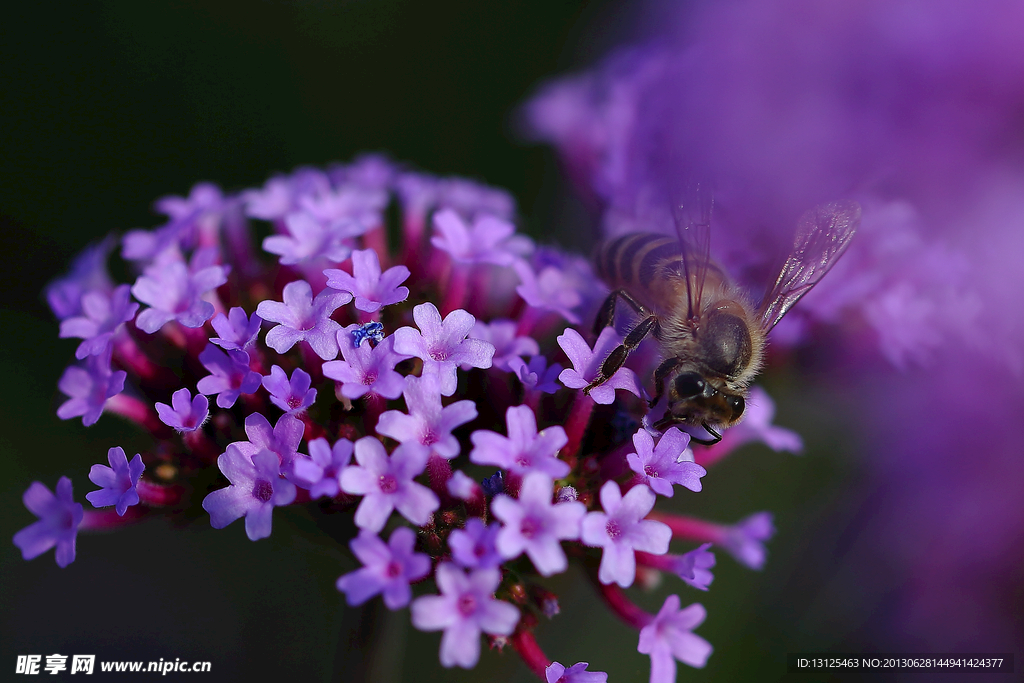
[[584, 314, 659, 395], [649, 357, 685, 408]]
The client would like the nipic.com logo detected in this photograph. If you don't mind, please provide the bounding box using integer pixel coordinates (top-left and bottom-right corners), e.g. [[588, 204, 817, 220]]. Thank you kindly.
[[16, 654, 212, 675]]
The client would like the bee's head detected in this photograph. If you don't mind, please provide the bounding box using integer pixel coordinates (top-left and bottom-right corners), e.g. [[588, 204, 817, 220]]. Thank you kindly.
[[664, 370, 746, 428]]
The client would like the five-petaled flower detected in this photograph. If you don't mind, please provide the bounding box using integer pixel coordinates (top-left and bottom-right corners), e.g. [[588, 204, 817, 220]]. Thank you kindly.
[[85, 446, 145, 516], [13, 477, 84, 568], [393, 303, 495, 396], [339, 437, 439, 533], [202, 446, 297, 541], [581, 481, 671, 587], [336, 527, 432, 610]]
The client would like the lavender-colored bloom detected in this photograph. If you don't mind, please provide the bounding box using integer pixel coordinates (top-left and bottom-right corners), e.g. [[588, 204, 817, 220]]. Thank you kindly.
[[513, 260, 583, 324], [256, 280, 351, 360], [671, 544, 715, 592], [298, 185, 387, 235], [46, 236, 115, 320], [13, 477, 84, 568], [469, 405, 570, 479], [56, 353, 126, 427], [581, 481, 671, 587], [230, 412, 305, 470], [262, 211, 353, 266], [430, 208, 531, 266], [154, 181, 225, 220], [491, 472, 586, 576], [324, 248, 410, 312], [508, 355, 563, 394], [262, 365, 316, 415], [721, 512, 775, 570], [121, 220, 193, 264], [546, 662, 608, 683], [58, 284, 139, 359], [392, 303, 494, 396], [467, 320, 539, 372], [131, 258, 228, 333], [448, 518, 502, 570], [376, 375, 477, 459], [557, 327, 642, 405], [410, 564, 520, 669], [291, 437, 353, 498], [85, 446, 145, 516], [155, 388, 209, 432], [717, 387, 802, 453], [209, 307, 262, 351], [447, 470, 482, 501], [336, 527, 431, 610], [202, 446, 297, 541], [196, 344, 262, 409], [338, 438, 439, 533], [323, 327, 410, 400], [637, 595, 713, 677], [626, 427, 706, 497]]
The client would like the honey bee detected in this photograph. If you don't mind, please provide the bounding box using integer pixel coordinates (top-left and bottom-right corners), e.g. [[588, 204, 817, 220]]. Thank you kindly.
[[585, 192, 860, 444]]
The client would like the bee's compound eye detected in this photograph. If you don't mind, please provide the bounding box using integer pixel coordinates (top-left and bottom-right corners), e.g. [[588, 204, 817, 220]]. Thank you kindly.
[[725, 394, 745, 420], [673, 372, 706, 399]]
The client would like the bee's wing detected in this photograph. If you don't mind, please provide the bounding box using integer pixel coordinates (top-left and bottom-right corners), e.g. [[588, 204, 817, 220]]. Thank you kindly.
[[758, 200, 860, 332], [672, 184, 714, 320]]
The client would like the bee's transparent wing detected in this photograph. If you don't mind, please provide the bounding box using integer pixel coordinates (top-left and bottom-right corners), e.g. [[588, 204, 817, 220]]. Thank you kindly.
[[672, 184, 714, 320], [758, 200, 860, 332]]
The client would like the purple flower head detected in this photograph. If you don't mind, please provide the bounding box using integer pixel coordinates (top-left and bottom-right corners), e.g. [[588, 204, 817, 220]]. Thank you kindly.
[[121, 219, 192, 264], [376, 374, 477, 459], [58, 284, 139, 360], [298, 184, 387, 235], [256, 280, 351, 360], [339, 438, 439, 533], [513, 260, 583, 324], [410, 564, 520, 669], [291, 437, 353, 498], [13, 477, 84, 568], [557, 327, 642, 405], [155, 387, 209, 432], [672, 544, 716, 592], [244, 172, 327, 221], [627, 427, 705, 497], [581, 482, 671, 587], [323, 327, 410, 400], [324, 248, 410, 313], [491, 472, 586, 576], [722, 512, 775, 570], [508, 355, 563, 394], [351, 321, 385, 348], [719, 387, 802, 453], [230, 412, 305, 469], [46, 236, 115, 320], [546, 662, 608, 683], [430, 208, 531, 266], [448, 518, 503, 570], [154, 181, 225, 220], [202, 446, 297, 541], [336, 527, 431, 610], [209, 307, 262, 351], [262, 211, 353, 266], [57, 352, 126, 427], [131, 257, 228, 333], [196, 344, 262, 409], [85, 446, 145, 516], [467, 320, 539, 372], [447, 470, 483, 502], [469, 405, 570, 479], [392, 303, 494, 396], [638, 595, 713, 677], [262, 365, 317, 415]]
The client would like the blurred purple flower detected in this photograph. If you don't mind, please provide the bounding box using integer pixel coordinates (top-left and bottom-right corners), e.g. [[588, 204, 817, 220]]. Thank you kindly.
[[339, 438, 438, 533], [131, 258, 227, 333], [673, 544, 715, 592], [336, 527, 431, 610], [637, 595, 712, 678], [85, 446, 145, 516], [513, 260, 583, 325], [448, 518, 503, 570], [546, 662, 608, 683], [508, 355, 563, 394], [209, 307, 262, 351], [324, 248, 410, 313], [56, 353, 126, 426], [196, 344, 262, 409], [467, 320, 539, 372], [430, 209, 531, 266], [262, 211, 353, 266], [720, 512, 775, 571], [58, 284, 139, 359], [291, 437, 353, 498], [469, 405, 570, 479], [202, 446, 297, 541], [46, 236, 115, 320], [13, 477, 84, 568]]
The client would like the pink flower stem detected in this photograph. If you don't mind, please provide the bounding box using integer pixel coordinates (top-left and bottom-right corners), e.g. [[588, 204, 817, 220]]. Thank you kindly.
[[136, 479, 186, 507], [184, 429, 220, 464], [647, 512, 726, 544], [80, 506, 148, 530], [441, 264, 471, 316], [113, 334, 164, 382], [105, 394, 170, 437], [563, 393, 595, 458], [595, 579, 654, 630], [510, 629, 550, 681], [363, 223, 389, 268]]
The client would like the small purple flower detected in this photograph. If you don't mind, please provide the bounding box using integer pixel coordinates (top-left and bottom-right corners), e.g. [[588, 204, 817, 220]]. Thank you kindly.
[[262, 365, 317, 415], [581, 482, 671, 587], [336, 527, 432, 610], [290, 437, 353, 498], [202, 446, 297, 541], [131, 258, 228, 333], [323, 327, 410, 400], [324, 248, 410, 312], [262, 211, 353, 265], [626, 427, 706, 497], [154, 181, 225, 220], [448, 518, 503, 570], [376, 375, 477, 459], [85, 446, 145, 516], [339, 438, 439, 533], [557, 327, 642, 404], [13, 477, 84, 568], [46, 236, 115, 320], [410, 564, 520, 669], [256, 280, 351, 360], [546, 662, 608, 683], [230, 412, 305, 469], [155, 388, 210, 432], [719, 387, 803, 453], [447, 471, 483, 502], [513, 259, 583, 324], [430, 208, 530, 266], [196, 344, 262, 409], [672, 544, 716, 591], [721, 512, 775, 570], [467, 320, 539, 372], [56, 353, 127, 427], [298, 185, 387, 235], [469, 405, 570, 478], [491, 472, 586, 576], [637, 595, 713, 677], [508, 355, 563, 394], [392, 303, 494, 396], [209, 307, 262, 351], [58, 284, 139, 359]]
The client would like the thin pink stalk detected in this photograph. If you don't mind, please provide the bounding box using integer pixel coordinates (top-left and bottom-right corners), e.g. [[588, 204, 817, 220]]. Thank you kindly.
[[596, 581, 654, 630], [105, 394, 168, 436], [647, 512, 726, 544], [510, 630, 550, 681], [563, 392, 595, 458]]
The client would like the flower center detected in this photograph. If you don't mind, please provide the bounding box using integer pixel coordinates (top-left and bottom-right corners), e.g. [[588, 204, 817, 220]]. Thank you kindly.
[[362, 371, 378, 385], [457, 593, 477, 617], [514, 452, 532, 468], [385, 561, 402, 578], [378, 474, 398, 494], [428, 347, 449, 361], [520, 517, 541, 539], [421, 428, 439, 446], [58, 509, 75, 531], [287, 395, 302, 409], [605, 519, 622, 540], [253, 479, 274, 503], [644, 464, 658, 478]]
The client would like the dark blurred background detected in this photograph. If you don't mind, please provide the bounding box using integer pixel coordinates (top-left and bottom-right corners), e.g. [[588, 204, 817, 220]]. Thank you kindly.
[[1, 2, 904, 681]]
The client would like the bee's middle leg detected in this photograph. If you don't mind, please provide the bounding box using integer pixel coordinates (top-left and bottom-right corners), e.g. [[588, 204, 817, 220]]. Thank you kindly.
[[593, 289, 650, 335], [584, 314, 659, 394]]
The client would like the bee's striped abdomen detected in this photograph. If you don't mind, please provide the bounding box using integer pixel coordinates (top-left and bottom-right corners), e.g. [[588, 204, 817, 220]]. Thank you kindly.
[[596, 233, 683, 292]]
